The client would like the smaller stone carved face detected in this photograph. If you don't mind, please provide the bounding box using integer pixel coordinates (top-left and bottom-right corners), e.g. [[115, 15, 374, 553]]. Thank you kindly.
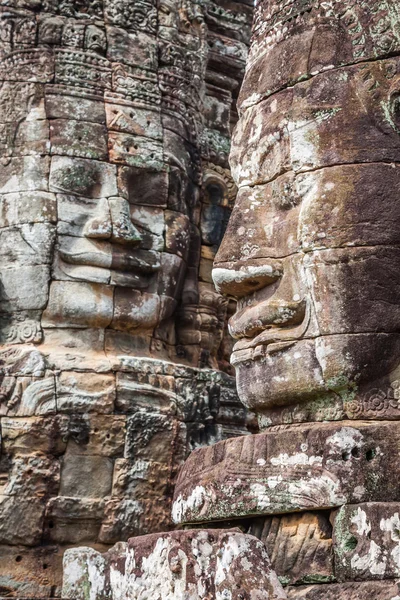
[[213, 57, 400, 419], [42, 160, 189, 339]]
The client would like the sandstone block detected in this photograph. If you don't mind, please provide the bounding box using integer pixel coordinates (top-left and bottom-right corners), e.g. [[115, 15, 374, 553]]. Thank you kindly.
[[173, 422, 400, 524], [116, 371, 176, 416], [2, 416, 68, 456], [65, 414, 125, 457], [249, 512, 334, 586], [108, 132, 163, 171], [60, 454, 113, 498], [56, 371, 115, 414], [105, 102, 162, 140], [50, 119, 108, 160], [0, 544, 62, 598], [117, 166, 168, 206], [42, 281, 114, 328], [0, 156, 50, 194], [0, 375, 56, 417], [124, 413, 185, 465], [0, 495, 45, 546], [45, 92, 106, 123], [111, 288, 160, 333], [105, 27, 157, 71], [333, 503, 400, 581], [165, 210, 191, 260], [286, 580, 400, 599], [0, 223, 55, 266], [3, 454, 60, 498], [0, 191, 57, 227], [44, 497, 105, 544], [49, 156, 117, 198], [63, 529, 287, 600], [98, 496, 169, 543]]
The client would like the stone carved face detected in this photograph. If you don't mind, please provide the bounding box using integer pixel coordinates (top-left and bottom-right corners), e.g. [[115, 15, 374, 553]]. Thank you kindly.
[[42, 162, 188, 337], [214, 55, 400, 423], [0, 1, 204, 358]]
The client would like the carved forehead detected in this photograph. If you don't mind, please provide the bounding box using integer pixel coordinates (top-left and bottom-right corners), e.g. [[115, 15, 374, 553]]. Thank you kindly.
[[215, 162, 400, 265], [241, 0, 400, 110], [230, 58, 400, 190]]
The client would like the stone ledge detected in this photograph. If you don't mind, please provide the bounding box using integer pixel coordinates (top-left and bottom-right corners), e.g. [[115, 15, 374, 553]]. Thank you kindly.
[[172, 421, 400, 524]]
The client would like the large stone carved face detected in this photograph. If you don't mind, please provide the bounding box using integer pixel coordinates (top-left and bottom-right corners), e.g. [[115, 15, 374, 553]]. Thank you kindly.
[[0, 0, 205, 360], [214, 53, 400, 424]]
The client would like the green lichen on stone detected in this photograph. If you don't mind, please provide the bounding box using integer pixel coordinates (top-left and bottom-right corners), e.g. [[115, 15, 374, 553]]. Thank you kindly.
[[278, 575, 291, 586], [332, 506, 359, 565], [301, 574, 336, 584]]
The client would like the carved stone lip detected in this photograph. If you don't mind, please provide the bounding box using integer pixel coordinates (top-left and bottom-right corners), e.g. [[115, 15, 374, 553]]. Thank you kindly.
[[229, 298, 306, 339], [59, 247, 161, 274], [231, 302, 311, 356]]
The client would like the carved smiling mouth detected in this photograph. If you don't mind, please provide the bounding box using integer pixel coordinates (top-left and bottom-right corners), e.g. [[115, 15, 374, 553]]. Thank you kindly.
[[58, 239, 161, 287], [230, 301, 310, 365], [60, 247, 160, 272]]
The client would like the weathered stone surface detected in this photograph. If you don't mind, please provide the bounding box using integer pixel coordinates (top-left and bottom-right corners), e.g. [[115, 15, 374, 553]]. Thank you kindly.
[[0, 544, 63, 598], [62, 529, 287, 600], [241, 0, 400, 109], [333, 503, 400, 581], [286, 580, 400, 599], [173, 422, 400, 524], [44, 497, 105, 545], [212, 0, 400, 428], [0, 0, 254, 592], [249, 511, 334, 586], [162, 0, 400, 598]]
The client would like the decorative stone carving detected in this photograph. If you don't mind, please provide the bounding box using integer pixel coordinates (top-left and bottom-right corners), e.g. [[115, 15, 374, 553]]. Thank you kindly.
[[0, 0, 254, 594], [166, 1, 400, 596], [214, 1, 400, 427]]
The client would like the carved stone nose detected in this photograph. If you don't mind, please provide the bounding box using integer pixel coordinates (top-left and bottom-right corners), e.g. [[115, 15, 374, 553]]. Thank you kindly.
[[83, 198, 112, 240], [109, 197, 142, 245], [83, 197, 142, 246], [212, 260, 283, 298]]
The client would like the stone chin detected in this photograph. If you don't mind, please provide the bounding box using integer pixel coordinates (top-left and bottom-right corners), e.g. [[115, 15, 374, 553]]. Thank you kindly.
[[232, 333, 400, 414]]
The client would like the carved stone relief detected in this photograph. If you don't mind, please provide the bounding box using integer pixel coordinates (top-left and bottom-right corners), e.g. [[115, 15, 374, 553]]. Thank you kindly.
[[0, 0, 254, 594]]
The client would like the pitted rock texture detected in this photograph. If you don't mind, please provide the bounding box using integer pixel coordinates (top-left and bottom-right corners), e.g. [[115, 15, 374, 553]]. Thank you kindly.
[[286, 580, 400, 599], [172, 422, 400, 524], [62, 529, 287, 600], [333, 503, 400, 581], [0, 0, 254, 594]]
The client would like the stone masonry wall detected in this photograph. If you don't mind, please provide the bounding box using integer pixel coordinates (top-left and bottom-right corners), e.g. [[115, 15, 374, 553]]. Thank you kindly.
[[0, 0, 254, 595]]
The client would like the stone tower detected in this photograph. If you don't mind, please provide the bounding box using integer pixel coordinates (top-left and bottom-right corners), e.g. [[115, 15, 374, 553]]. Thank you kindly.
[[0, 0, 253, 593]]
